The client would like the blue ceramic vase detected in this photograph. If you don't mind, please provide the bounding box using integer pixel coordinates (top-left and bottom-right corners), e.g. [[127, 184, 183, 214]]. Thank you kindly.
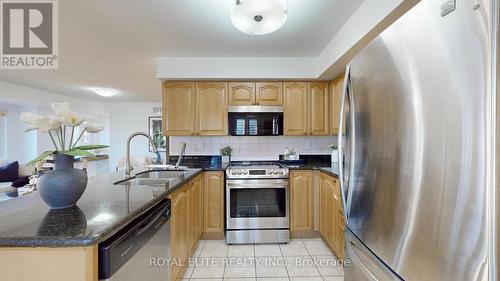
[[38, 154, 88, 209]]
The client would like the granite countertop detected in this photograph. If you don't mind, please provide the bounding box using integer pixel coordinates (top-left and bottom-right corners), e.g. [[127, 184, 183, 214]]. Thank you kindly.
[[0, 154, 336, 248], [281, 162, 340, 177], [167, 156, 229, 171], [318, 165, 340, 178], [0, 167, 203, 248]]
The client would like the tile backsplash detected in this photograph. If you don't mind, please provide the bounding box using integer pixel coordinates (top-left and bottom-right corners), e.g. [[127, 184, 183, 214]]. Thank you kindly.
[[169, 136, 336, 161]]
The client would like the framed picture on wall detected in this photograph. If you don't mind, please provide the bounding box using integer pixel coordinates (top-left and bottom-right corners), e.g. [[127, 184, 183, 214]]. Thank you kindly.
[[148, 116, 166, 152]]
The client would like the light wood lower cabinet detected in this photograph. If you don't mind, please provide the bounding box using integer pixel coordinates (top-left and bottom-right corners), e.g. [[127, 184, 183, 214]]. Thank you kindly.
[[188, 175, 202, 255], [202, 171, 225, 237], [169, 183, 190, 281], [169, 171, 225, 280], [319, 173, 336, 247], [0, 246, 98, 281], [290, 171, 314, 233], [319, 172, 345, 259], [333, 181, 345, 259]]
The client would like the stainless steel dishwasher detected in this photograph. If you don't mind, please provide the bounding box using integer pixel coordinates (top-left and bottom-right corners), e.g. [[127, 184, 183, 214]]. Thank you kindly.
[[99, 200, 171, 281]]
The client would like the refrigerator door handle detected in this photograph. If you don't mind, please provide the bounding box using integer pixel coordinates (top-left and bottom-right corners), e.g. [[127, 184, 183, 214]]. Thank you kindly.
[[338, 64, 354, 221]]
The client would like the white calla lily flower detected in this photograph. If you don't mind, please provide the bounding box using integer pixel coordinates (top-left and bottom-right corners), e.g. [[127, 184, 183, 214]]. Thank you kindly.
[[61, 112, 84, 127], [51, 102, 71, 117], [20, 112, 46, 125], [22, 102, 108, 165], [39, 116, 62, 132], [20, 112, 61, 132], [85, 122, 105, 133]]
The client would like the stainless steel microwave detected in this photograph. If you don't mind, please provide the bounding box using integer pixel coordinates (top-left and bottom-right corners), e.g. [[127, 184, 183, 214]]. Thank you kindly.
[[228, 106, 283, 136]]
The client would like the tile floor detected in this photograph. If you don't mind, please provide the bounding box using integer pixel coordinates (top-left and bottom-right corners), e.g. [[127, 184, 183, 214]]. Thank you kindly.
[[181, 238, 344, 281]]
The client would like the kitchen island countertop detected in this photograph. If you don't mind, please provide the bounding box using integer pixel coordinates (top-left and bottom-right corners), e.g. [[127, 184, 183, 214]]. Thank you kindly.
[[0, 167, 203, 248]]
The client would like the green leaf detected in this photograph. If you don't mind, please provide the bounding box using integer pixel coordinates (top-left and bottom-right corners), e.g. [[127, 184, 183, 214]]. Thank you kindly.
[[72, 145, 109, 151], [65, 149, 96, 157], [27, 150, 55, 166]]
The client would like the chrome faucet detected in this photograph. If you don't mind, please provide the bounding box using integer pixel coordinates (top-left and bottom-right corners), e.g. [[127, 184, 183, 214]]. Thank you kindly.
[[175, 142, 187, 168], [125, 132, 158, 178]]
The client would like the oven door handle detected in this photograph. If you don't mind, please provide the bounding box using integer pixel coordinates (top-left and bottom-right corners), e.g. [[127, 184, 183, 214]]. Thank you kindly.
[[226, 180, 289, 189]]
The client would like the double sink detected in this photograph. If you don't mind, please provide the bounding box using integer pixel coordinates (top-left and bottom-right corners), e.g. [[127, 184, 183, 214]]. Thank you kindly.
[[115, 170, 189, 187]]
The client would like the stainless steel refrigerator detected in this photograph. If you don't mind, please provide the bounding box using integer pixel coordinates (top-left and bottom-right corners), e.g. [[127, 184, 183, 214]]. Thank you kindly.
[[338, 0, 498, 280]]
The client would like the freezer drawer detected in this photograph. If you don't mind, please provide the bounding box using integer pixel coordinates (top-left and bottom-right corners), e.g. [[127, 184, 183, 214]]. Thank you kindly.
[[344, 229, 401, 281]]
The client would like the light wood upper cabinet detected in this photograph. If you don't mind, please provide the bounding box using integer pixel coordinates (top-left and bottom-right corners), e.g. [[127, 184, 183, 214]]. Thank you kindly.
[[188, 175, 202, 255], [256, 82, 283, 105], [309, 82, 329, 135], [195, 82, 228, 135], [163, 82, 196, 136], [229, 82, 255, 105], [169, 185, 189, 281], [202, 171, 225, 234], [290, 171, 314, 232], [330, 75, 345, 135], [284, 82, 330, 136], [229, 82, 283, 106], [284, 82, 308, 135]]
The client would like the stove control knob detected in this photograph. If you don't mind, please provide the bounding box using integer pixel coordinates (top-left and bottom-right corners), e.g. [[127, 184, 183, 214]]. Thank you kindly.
[[267, 171, 272, 175], [278, 170, 284, 175], [243, 170, 248, 175], [237, 170, 242, 175]]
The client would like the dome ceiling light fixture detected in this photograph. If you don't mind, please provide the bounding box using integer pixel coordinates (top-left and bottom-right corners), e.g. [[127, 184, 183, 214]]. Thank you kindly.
[[231, 0, 288, 35]]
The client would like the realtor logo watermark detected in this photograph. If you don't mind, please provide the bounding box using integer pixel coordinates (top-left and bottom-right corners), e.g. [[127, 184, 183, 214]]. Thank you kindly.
[[1, 0, 58, 69]]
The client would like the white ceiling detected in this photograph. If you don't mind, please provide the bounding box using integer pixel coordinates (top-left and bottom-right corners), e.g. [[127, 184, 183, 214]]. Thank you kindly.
[[0, 0, 364, 102]]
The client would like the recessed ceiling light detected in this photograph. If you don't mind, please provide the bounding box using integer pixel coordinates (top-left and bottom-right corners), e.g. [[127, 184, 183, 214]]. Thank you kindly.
[[231, 0, 288, 35], [88, 87, 119, 97]]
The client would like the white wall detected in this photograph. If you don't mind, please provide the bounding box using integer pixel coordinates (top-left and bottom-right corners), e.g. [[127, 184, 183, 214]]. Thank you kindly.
[[0, 81, 110, 163], [108, 102, 162, 171], [0, 103, 37, 162], [170, 135, 336, 161]]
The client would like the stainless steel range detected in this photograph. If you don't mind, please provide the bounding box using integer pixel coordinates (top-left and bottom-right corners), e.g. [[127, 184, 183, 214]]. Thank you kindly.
[[226, 162, 290, 244]]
